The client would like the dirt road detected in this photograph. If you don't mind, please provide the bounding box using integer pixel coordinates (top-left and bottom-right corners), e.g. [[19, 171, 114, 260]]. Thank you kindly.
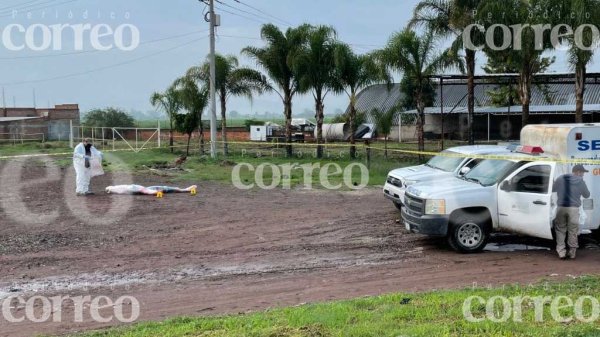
[[0, 166, 599, 336]]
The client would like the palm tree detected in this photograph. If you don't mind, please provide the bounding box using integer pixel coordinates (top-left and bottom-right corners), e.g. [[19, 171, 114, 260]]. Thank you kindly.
[[551, 0, 600, 123], [173, 76, 208, 155], [376, 28, 463, 156], [151, 84, 182, 153], [410, 0, 484, 145], [334, 43, 390, 159], [477, 0, 554, 127], [187, 54, 270, 156], [242, 24, 310, 157], [372, 106, 400, 159], [293, 25, 338, 159]]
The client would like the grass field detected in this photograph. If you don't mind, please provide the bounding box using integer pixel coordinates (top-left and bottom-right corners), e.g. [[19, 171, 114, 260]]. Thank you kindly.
[[0, 138, 499, 188], [0, 140, 428, 187], [76, 276, 600, 337]]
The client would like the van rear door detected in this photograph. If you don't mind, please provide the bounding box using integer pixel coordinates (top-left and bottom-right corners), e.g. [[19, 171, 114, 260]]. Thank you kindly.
[[497, 162, 555, 240]]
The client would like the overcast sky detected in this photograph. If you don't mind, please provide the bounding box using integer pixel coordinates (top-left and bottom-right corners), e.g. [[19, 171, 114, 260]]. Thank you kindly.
[[0, 0, 588, 118]]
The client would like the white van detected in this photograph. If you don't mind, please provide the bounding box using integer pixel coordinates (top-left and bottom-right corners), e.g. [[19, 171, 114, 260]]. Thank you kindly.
[[383, 145, 512, 210], [402, 124, 600, 253]]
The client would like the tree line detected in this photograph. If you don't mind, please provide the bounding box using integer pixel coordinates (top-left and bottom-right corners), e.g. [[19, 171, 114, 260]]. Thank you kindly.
[[152, 0, 600, 157]]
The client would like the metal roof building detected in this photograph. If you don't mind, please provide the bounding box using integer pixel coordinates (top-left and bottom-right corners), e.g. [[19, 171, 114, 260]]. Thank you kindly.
[[355, 74, 600, 124], [352, 73, 600, 140]]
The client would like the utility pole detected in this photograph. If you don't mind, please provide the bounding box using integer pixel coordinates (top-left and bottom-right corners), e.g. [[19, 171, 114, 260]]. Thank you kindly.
[[207, 0, 218, 158]]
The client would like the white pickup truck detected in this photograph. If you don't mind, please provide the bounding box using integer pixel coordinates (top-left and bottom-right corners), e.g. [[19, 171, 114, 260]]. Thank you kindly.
[[402, 124, 600, 253], [383, 145, 511, 211]]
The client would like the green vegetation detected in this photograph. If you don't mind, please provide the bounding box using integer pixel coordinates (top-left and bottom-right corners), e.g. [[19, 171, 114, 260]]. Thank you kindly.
[[375, 28, 463, 154], [102, 145, 413, 188], [187, 53, 271, 156], [135, 120, 170, 129], [371, 105, 401, 159], [0, 140, 446, 187], [243, 24, 312, 157], [82, 108, 136, 128], [76, 276, 600, 337], [172, 76, 208, 155], [334, 42, 390, 159], [0, 139, 495, 188], [151, 84, 182, 152], [0, 141, 72, 157]]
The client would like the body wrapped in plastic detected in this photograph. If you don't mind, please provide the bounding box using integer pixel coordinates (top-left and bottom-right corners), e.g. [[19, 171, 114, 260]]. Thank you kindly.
[[105, 185, 198, 195]]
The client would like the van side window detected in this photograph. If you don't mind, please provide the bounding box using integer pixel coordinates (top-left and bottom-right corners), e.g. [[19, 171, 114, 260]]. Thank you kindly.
[[511, 165, 551, 194]]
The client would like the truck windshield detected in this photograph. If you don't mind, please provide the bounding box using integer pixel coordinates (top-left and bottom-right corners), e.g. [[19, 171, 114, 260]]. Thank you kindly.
[[464, 159, 516, 186], [426, 152, 464, 172]]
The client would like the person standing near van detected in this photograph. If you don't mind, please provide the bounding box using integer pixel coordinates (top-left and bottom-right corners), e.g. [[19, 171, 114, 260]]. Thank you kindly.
[[553, 164, 590, 259]]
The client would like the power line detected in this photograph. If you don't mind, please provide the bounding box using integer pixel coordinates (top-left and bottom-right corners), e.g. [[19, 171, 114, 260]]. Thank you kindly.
[[0, 0, 47, 13], [0, 29, 209, 60], [215, 0, 288, 27], [216, 33, 261, 41], [213, 4, 267, 25], [231, 0, 293, 27], [0, 36, 208, 86], [0, 0, 78, 17]]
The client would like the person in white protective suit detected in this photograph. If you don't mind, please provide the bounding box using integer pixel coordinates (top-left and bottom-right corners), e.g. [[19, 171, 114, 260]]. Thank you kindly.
[[73, 138, 103, 195]]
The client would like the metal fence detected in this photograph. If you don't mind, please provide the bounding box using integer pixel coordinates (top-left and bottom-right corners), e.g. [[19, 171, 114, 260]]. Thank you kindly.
[[70, 124, 161, 152]]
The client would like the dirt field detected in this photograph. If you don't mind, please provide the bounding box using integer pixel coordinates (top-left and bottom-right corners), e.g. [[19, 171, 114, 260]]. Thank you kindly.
[[1, 164, 600, 336]]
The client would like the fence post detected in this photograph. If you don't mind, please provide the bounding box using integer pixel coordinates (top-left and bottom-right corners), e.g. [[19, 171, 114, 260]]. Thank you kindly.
[[112, 128, 115, 151], [365, 140, 371, 170], [157, 121, 161, 148], [135, 128, 138, 151], [69, 120, 73, 148]]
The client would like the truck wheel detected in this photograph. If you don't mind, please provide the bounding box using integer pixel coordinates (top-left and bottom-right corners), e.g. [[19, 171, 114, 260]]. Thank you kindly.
[[393, 202, 402, 211], [448, 214, 489, 253]]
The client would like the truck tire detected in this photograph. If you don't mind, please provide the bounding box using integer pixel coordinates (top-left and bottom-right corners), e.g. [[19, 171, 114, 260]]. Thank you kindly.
[[393, 202, 402, 211], [448, 213, 489, 253]]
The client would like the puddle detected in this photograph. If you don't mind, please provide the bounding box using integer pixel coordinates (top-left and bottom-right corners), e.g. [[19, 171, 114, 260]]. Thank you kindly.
[[0, 253, 400, 299], [485, 243, 550, 252]]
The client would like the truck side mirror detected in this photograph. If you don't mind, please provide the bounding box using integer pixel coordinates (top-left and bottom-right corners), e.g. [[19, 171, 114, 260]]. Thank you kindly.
[[459, 166, 471, 176], [500, 181, 512, 192]]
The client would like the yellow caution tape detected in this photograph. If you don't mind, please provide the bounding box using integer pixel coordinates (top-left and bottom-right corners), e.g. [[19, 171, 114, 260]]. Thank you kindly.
[[1, 140, 599, 165]]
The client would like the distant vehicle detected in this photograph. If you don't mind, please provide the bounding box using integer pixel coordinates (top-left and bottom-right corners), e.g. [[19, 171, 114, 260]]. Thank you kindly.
[[383, 145, 512, 211], [402, 124, 600, 253]]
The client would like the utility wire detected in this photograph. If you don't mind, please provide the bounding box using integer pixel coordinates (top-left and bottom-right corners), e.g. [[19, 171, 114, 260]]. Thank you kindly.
[[0, 36, 208, 86], [215, 0, 288, 27], [0, 29, 209, 60], [0, 0, 78, 17], [213, 3, 267, 25], [0, 0, 47, 13], [231, 0, 293, 26]]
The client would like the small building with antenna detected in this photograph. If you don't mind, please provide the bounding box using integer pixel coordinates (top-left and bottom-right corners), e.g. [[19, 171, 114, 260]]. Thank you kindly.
[[0, 104, 80, 142]]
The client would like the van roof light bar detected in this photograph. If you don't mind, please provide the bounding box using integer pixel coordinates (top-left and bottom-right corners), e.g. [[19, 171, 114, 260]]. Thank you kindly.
[[515, 145, 544, 155]]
